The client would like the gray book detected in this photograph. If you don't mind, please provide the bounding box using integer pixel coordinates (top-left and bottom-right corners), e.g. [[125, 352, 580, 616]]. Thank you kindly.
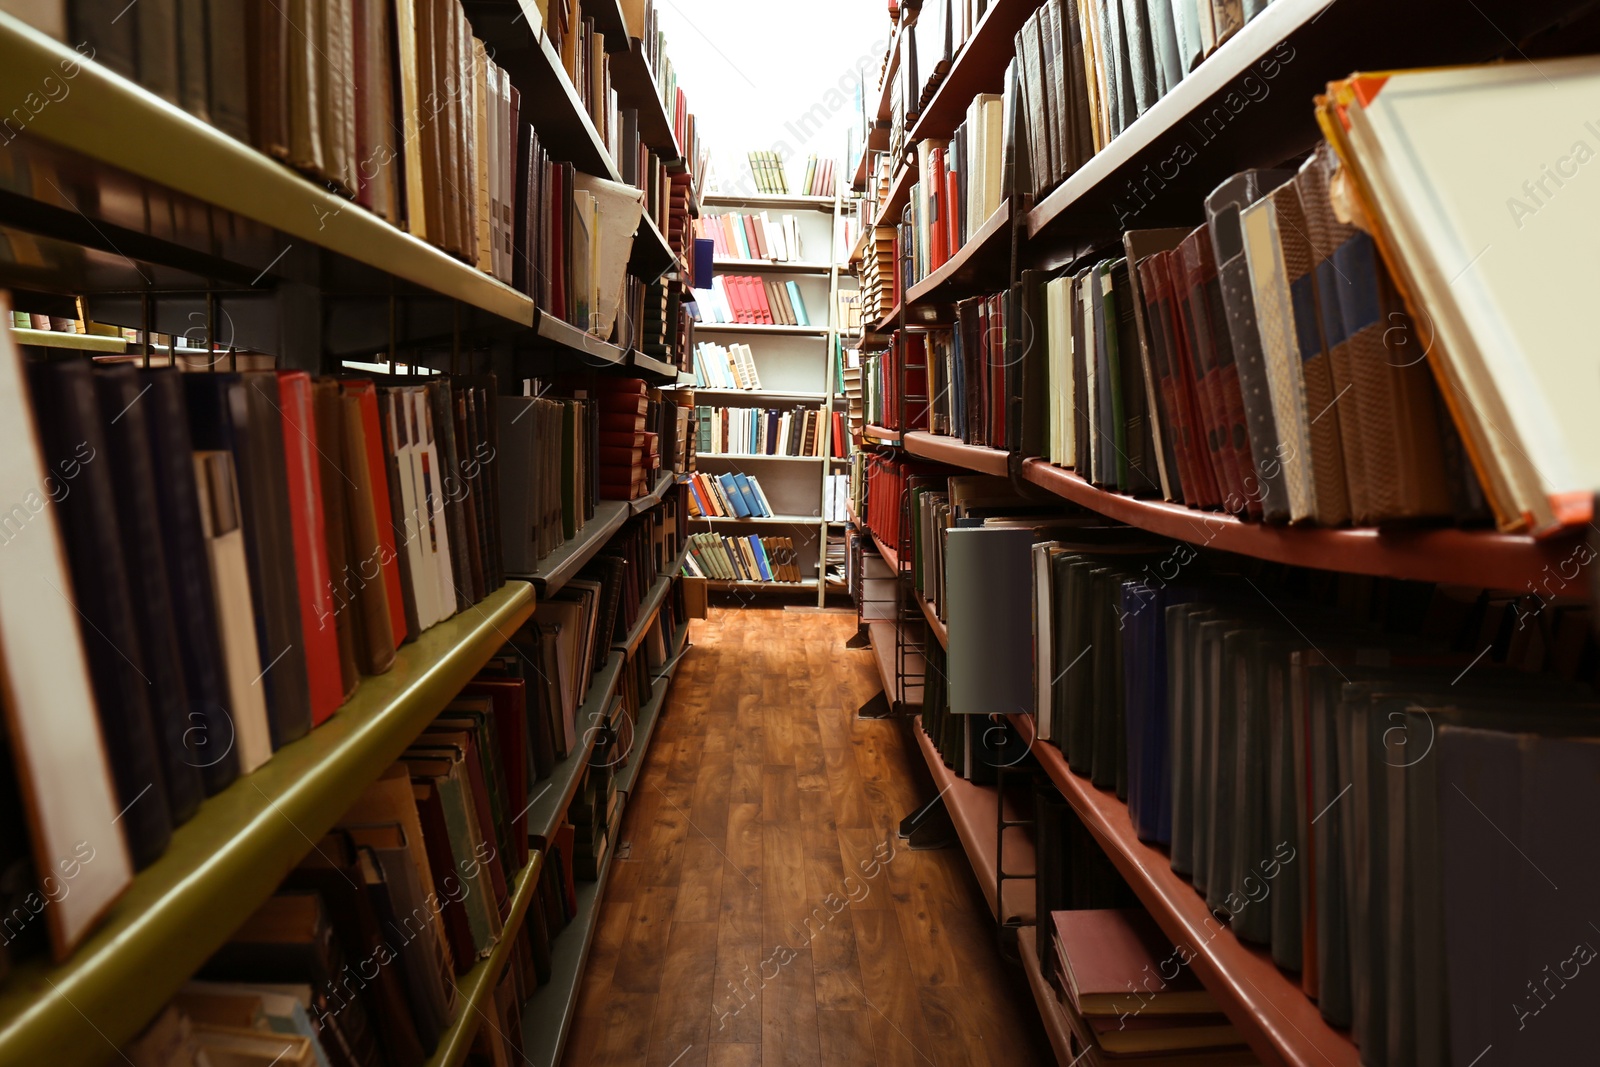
[[945, 527, 1036, 719]]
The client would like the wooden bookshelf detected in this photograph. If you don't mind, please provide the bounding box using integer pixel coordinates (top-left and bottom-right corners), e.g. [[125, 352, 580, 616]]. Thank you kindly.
[[904, 201, 1013, 309], [877, 162, 918, 227], [866, 301, 904, 336], [524, 652, 627, 844], [706, 578, 822, 592], [687, 388, 829, 404], [902, 431, 1010, 476], [910, 717, 1035, 922], [630, 349, 678, 379], [863, 424, 904, 445], [614, 573, 675, 655], [703, 193, 837, 213], [867, 525, 900, 570], [908, 0, 1043, 143], [1022, 459, 1578, 590], [10, 328, 128, 353], [614, 621, 692, 796], [1009, 712, 1359, 1067], [606, 36, 682, 163], [426, 850, 545, 1067], [696, 452, 830, 463], [0, 582, 536, 1064], [630, 472, 677, 515], [694, 513, 826, 525], [867, 619, 922, 710]]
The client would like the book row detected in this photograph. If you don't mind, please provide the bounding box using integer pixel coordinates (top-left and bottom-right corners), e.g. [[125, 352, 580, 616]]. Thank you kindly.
[[1, 335, 511, 957], [635, 0, 712, 185], [694, 405, 846, 460], [1012, 0, 1280, 202], [745, 150, 793, 194], [898, 468, 1600, 1065], [902, 87, 1009, 287], [694, 275, 815, 327], [682, 532, 807, 584], [697, 211, 810, 263], [684, 471, 777, 520], [690, 341, 766, 391]]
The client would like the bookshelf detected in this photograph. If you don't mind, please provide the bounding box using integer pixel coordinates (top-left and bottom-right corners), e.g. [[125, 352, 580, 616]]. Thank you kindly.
[[686, 189, 854, 605], [0, 583, 536, 1064], [844, 1, 1600, 1065]]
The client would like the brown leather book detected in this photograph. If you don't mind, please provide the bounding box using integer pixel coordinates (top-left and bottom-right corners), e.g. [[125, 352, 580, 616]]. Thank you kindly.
[[1297, 148, 1452, 524], [312, 379, 360, 697], [320, 0, 358, 196], [285, 0, 325, 176], [393, 0, 427, 238], [353, 0, 399, 219], [205, 0, 251, 141], [335, 386, 398, 675], [246, 0, 290, 158]]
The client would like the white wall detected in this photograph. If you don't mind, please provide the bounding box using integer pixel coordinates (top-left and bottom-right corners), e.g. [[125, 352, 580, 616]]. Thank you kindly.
[[653, 0, 890, 194]]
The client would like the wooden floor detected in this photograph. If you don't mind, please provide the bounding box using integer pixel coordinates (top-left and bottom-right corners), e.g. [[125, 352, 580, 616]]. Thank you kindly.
[[561, 605, 1052, 1067]]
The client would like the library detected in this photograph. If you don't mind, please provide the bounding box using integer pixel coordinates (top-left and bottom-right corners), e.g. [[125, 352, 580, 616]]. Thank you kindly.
[[0, 0, 1593, 1064]]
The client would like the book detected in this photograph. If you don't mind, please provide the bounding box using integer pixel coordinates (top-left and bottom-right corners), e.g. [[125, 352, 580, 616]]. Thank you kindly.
[[1053, 908, 1222, 1017]]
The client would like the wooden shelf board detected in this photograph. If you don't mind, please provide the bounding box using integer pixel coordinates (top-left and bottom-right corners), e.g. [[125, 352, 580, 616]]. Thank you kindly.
[[425, 850, 545, 1067], [703, 193, 837, 212], [692, 513, 825, 525], [524, 652, 627, 845], [11, 328, 127, 353], [0, 583, 537, 1064], [1008, 713, 1358, 1067], [902, 431, 1010, 476], [509, 501, 631, 596], [630, 349, 678, 379], [693, 452, 828, 463], [874, 22, 903, 125], [915, 588, 948, 651], [613, 573, 674, 655], [606, 38, 681, 161], [711, 258, 833, 275], [867, 619, 922, 710], [1021, 459, 1580, 590], [534, 309, 629, 366], [867, 526, 899, 570], [705, 578, 821, 592], [683, 387, 828, 403], [908, 0, 1041, 143], [909, 716, 1035, 922], [693, 323, 828, 337], [0, 14, 535, 326], [903, 200, 1012, 309]]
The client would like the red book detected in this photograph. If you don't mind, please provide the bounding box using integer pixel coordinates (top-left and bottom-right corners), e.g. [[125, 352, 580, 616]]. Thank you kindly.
[[946, 169, 961, 258], [599, 430, 651, 447], [277, 371, 343, 726], [1138, 253, 1203, 506], [598, 412, 647, 433], [599, 445, 645, 465], [1153, 252, 1222, 509], [832, 411, 845, 457], [460, 679, 529, 866], [597, 394, 649, 416], [1173, 230, 1242, 510], [752, 277, 774, 325], [928, 147, 948, 272], [588, 376, 647, 395], [345, 379, 407, 645]]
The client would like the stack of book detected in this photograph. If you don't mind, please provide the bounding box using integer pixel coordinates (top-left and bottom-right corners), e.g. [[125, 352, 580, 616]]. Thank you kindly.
[[684, 532, 806, 583], [746, 150, 790, 193], [668, 171, 696, 269], [596, 379, 659, 501], [691, 342, 764, 390], [696, 405, 834, 458], [684, 471, 776, 519], [1049, 909, 1251, 1066], [698, 211, 807, 262], [638, 276, 684, 360], [860, 226, 899, 325], [836, 290, 864, 334], [1012, 0, 1282, 202], [695, 276, 813, 326]]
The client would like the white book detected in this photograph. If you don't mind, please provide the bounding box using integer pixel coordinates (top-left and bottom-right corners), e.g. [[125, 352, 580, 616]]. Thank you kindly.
[[192, 452, 274, 776], [414, 391, 456, 620], [388, 392, 439, 629]]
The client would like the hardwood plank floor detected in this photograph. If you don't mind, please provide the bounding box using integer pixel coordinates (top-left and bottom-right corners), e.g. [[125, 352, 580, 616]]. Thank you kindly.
[[561, 606, 1052, 1067]]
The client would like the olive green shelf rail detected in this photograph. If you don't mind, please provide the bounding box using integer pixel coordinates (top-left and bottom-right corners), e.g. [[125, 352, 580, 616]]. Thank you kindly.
[[0, 15, 536, 327], [425, 847, 545, 1067], [0, 581, 537, 1066]]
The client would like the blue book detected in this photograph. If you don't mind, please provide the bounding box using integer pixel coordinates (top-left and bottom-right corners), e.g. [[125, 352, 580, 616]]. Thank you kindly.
[[717, 473, 750, 518], [749, 536, 773, 581], [732, 473, 764, 517], [786, 282, 810, 326], [694, 237, 714, 289]]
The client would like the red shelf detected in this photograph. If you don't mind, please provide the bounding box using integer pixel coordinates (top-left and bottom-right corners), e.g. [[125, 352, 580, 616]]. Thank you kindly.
[[915, 588, 947, 651], [903, 431, 1010, 476], [1022, 459, 1578, 590], [908, 0, 1043, 143], [1009, 713, 1358, 1067], [1018, 926, 1082, 1067], [904, 201, 1012, 310], [911, 716, 1035, 922], [867, 525, 899, 571]]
